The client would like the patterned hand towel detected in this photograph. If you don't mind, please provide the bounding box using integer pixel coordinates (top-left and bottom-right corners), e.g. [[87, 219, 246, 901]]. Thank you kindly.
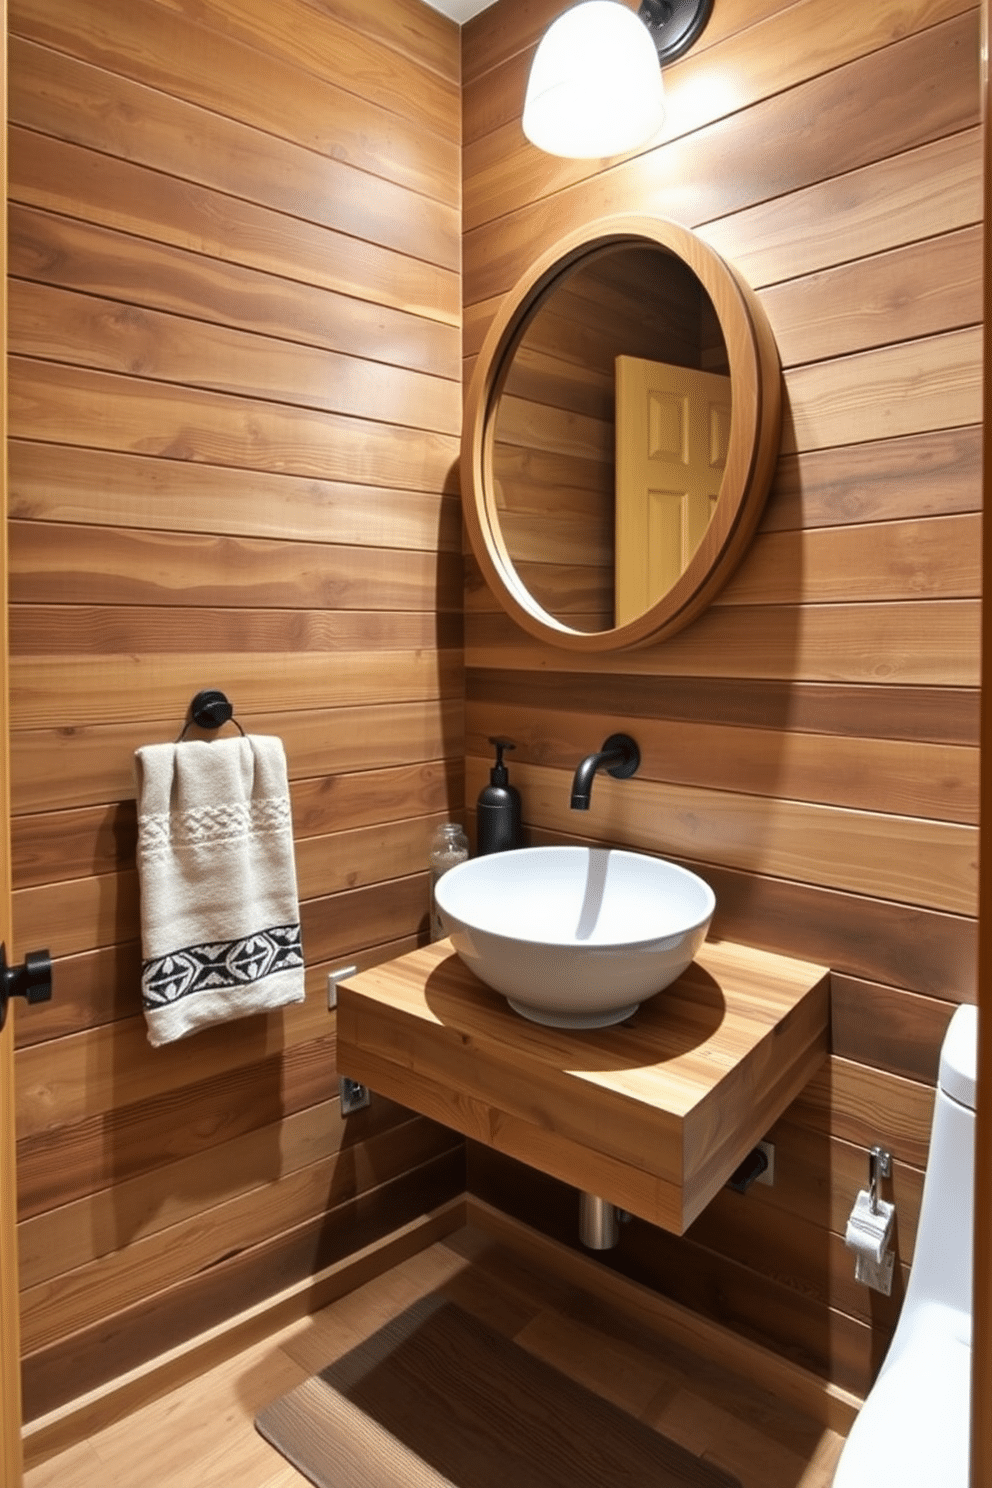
[[134, 735, 305, 1047]]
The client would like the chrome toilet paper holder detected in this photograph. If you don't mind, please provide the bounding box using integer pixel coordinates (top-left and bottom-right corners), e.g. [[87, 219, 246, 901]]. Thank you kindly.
[[869, 1144, 892, 1214]]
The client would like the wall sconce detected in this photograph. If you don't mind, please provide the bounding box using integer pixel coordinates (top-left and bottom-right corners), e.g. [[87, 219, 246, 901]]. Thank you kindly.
[[522, 0, 712, 159]]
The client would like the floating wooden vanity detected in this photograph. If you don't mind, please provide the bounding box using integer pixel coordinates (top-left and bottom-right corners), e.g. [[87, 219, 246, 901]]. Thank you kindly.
[[338, 938, 829, 1235]]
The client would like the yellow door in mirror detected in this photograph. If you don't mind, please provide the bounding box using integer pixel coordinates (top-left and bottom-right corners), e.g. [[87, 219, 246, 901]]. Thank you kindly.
[[615, 356, 731, 625]]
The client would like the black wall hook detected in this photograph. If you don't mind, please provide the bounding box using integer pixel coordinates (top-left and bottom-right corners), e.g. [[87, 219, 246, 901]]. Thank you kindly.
[[1, 944, 52, 1032], [177, 689, 245, 741]]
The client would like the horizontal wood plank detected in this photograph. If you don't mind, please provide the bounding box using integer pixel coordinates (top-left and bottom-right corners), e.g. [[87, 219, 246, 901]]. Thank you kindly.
[[8, 606, 463, 656], [762, 426, 980, 534], [173, 0, 461, 117], [9, 130, 459, 324], [465, 704, 978, 824], [19, 1150, 465, 1421], [8, 522, 463, 612], [8, 650, 462, 728], [8, 698, 463, 814], [9, 358, 461, 492], [758, 224, 981, 367], [466, 669, 980, 747], [8, 39, 460, 267], [465, 602, 981, 687], [781, 330, 981, 454], [8, 205, 460, 380], [8, 441, 462, 550], [465, 757, 977, 915], [9, 281, 461, 434], [17, 1098, 421, 1289], [718, 513, 980, 605], [10, 0, 460, 205], [11, 760, 460, 888], [19, 1118, 460, 1352], [699, 128, 981, 290]]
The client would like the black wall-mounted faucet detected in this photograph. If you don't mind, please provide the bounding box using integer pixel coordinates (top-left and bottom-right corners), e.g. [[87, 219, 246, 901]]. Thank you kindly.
[[570, 733, 641, 810]]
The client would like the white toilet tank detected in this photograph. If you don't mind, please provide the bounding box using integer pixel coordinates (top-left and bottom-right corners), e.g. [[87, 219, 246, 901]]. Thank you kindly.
[[832, 1002, 976, 1488]]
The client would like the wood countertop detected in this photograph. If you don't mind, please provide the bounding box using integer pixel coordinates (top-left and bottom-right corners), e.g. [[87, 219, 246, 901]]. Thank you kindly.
[[338, 938, 829, 1234]]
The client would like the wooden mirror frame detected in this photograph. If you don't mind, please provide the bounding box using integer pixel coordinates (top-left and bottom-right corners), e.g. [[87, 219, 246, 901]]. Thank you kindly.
[[461, 215, 782, 652]]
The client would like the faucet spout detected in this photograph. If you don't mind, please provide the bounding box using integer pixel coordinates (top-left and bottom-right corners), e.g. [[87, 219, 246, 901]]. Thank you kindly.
[[569, 733, 641, 810]]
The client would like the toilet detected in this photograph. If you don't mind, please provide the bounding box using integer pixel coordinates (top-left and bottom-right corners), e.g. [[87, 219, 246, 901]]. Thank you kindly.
[[832, 1002, 976, 1486]]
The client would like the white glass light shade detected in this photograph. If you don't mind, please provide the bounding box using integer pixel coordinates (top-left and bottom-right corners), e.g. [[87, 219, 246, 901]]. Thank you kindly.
[[522, 1, 665, 159]]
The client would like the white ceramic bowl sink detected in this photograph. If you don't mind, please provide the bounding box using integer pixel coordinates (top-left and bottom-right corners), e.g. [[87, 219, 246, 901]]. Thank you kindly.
[[433, 845, 715, 1028]]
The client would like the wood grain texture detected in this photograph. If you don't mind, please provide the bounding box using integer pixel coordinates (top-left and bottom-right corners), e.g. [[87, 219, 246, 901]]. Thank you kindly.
[[7, 523, 464, 613], [8, 699, 462, 815], [19, 1149, 465, 1422], [466, 704, 979, 824], [10, 358, 460, 491], [465, 602, 981, 685], [7, 0, 465, 1423], [698, 128, 981, 291], [0, 7, 26, 1477], [8, 205, 460, 382], [9, 0, 460, 206], [8, 441, 463, 550], [21, 1218, 850, 1485], [462, 13, 979, 303], [466, 1149, 889, 1397], [19, 1118, 460, 1353], [8, 47, 458, 276], [461, 0, 981, 1392], [338, 939, 829, 1234], [464, 758, 976, 914], [978, 2, 992, 1472], [256, 1297, 745, 1488]]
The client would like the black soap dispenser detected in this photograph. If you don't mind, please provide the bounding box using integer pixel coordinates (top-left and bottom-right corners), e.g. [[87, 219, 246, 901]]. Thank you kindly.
[[477, 737, 522, 855]]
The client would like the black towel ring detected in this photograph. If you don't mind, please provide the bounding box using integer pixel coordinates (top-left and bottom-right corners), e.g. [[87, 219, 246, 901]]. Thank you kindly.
[[176, 689, 246, 742]]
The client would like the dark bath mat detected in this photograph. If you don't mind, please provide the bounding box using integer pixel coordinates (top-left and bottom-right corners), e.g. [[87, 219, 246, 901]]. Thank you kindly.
[[256, 1296, 742, 1488]]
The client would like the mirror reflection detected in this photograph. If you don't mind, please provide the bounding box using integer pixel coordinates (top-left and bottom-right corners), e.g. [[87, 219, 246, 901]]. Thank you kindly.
[[490, 243, 731, 633]]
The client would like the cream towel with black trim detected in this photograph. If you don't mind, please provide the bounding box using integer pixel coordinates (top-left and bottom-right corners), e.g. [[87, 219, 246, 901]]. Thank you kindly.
[[134, 735, 305, 1047]]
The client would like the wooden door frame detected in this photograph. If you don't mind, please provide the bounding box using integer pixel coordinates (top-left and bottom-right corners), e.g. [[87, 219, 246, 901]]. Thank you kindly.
[[0, 2, 25, 1480], [976, 4, 991, 1482]]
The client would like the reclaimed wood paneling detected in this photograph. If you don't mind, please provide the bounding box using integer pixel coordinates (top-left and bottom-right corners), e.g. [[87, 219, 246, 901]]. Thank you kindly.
[[461, 0, 981, 1397], [20, 1148, 465, 1422], [7, 0, 464, 1420]]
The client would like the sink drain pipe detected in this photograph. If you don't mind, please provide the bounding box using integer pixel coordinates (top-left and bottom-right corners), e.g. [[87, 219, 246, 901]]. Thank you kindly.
[[579, 1192, 620, 1249]]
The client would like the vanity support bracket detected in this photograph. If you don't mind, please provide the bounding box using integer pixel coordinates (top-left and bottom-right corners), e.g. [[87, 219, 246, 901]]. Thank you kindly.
[[339, 1076, 371, 1116]]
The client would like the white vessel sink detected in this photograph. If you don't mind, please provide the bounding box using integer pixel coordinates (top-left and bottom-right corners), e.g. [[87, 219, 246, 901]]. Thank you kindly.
[[433, 845, 715, 1028]]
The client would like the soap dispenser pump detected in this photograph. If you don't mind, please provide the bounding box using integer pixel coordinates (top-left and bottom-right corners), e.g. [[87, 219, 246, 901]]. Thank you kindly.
[[477, 737, 522, 855]]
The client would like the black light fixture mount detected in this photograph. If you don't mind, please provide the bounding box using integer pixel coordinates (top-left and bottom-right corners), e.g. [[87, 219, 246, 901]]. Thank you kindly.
[[637, 0, 713, 64]]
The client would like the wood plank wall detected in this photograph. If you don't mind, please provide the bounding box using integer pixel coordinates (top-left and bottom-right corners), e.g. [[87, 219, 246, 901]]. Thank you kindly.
[[461, 0, 982, 1398], [6, 0, 466, 1421]]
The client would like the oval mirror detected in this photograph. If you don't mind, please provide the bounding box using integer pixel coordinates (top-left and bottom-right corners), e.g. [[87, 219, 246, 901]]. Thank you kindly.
[[462, 216, 781, 651]]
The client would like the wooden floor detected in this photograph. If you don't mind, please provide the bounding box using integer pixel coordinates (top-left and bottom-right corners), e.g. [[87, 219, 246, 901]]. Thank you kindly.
[[23, 1221, 847, 1488]]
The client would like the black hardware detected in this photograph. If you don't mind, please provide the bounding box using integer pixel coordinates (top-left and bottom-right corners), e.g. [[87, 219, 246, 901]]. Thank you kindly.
[[176, 689, 246, 742], [638, 0, 713, 64], [725, 1146, 769, 1194], [570, 733, 641, 810], [0, 943, 52, 1032]]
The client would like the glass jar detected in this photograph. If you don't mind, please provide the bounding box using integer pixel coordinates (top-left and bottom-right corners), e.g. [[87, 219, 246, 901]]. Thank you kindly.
[[428, 822, 469, 941]]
